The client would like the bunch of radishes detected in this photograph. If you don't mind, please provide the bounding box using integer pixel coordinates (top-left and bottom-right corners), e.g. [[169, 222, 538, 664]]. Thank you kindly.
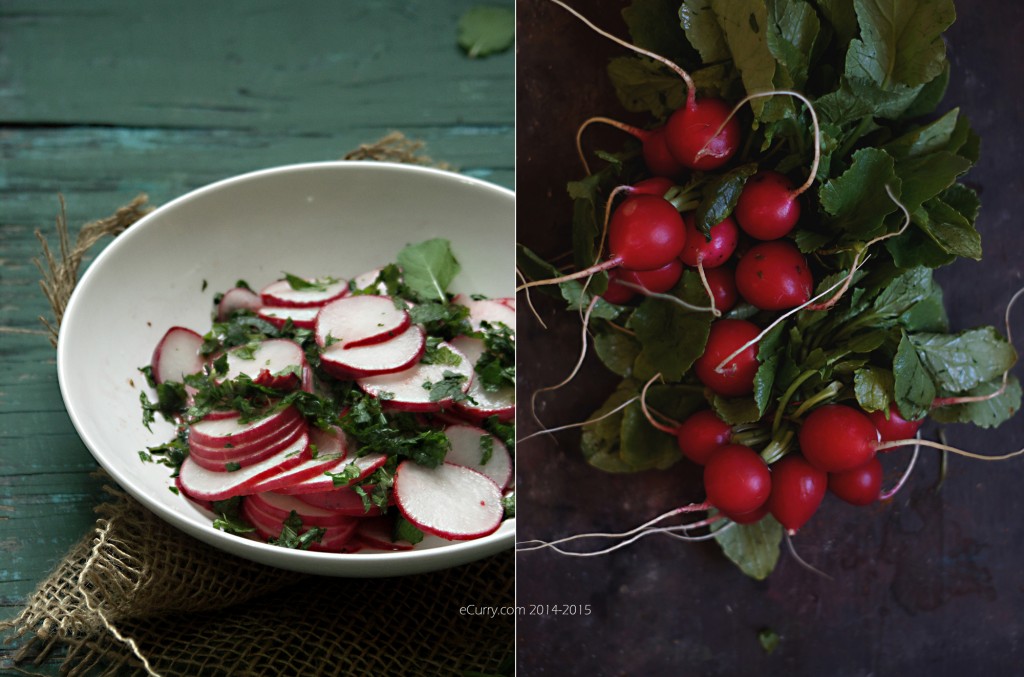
[[518, 0, 1021, 571], [142, 247, 515, 553]]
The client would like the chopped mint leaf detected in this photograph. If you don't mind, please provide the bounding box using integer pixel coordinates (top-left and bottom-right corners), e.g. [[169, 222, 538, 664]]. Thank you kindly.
[[457, 5, 514, 59]]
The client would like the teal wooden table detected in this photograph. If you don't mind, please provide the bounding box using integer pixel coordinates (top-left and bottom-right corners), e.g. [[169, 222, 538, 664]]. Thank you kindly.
[[0, 1, 513, 670]]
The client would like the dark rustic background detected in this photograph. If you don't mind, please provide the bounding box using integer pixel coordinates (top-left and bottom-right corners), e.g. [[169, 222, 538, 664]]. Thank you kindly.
[[516, 1, 1024, 674]]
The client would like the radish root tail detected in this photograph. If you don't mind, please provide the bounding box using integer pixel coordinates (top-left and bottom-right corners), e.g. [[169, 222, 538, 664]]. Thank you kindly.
[[879, 433, 921, 501]]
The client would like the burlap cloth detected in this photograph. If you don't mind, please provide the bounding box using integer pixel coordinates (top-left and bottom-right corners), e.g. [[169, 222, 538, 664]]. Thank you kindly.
[[0, 133, 514, 677]]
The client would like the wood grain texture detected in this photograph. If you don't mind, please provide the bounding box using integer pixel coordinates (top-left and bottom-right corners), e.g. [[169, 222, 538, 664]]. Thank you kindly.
[[515, 1, 1024, 675], [0, 0, 513, 671]]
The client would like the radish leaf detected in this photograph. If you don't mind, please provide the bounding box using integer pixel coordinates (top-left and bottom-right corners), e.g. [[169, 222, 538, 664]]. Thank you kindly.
[[712, 513, 782, 581], [457, 5, 514, 59], [397, 238, 460, 303]]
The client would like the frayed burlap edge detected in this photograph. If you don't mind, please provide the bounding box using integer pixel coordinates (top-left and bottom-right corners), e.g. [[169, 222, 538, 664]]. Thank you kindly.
[[1, 132, 512, 676]]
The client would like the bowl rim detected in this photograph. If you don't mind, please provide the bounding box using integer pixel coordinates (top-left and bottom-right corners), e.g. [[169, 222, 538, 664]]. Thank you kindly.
[[56, 161, 516, 573]]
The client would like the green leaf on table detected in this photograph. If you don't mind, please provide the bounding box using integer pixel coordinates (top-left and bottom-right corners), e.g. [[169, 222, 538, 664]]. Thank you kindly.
[[593, 328, 642, 378], [457, 5, 514, 59], [845, 0, 955, 89], [626, 271, 713, 382], [854, 366, 895, 412], [620, 384, 703, 471], [941, 183, 980, 222], [884, 224, 955, 269], [896, 151, 973, 212], [893, 330, 936, 421], [902, 60, 950, 118], [883, 107, 960, 160], [818, 148, 899, 238], [623, 0, 692, 61], [397, 238, 460, 302], [899, 278, 948, 332], [931, 376, 1023, 429], [816, 75, 923, 125], [910, 327, 1017, 394], [915, 198, 982, 260], [713, 514, 783, 580], [872, 267, 935, 322], [710, 394, 762, 425], [695, 164, 758, 236], [815, 0, 859, 45], [580, 380, 640, 473]]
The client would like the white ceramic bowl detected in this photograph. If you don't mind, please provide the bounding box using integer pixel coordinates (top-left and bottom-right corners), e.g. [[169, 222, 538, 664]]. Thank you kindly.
[[57, 162, 515, 576]]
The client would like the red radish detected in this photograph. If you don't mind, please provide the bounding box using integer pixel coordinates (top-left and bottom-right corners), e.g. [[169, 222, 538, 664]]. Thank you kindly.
[[315, 295, 411, 350], [276, 452, 388, 495], [352, 267, 392, 295], [735, 240, 814, 311], [442, 424, 513, 490], [734, 171, 802, 240], [319, 324, 426, 380], [675, 410, 732, 466], [259, 277, 348, 308], [576, 117, 684, 178], [693, 319, 761, 397], [189, 405, 302, 449], [247, 491, 358, 528], [724, 503, 769, 525], [151, 326, 205, 384], [665, 97, 741, 170], [603, 259, 685, 305], [799, 405, 880, 473], [767, 454, 827, 533], [393, 461, 503, 540], [257, 306, 319, 330], [608, 195, 688, 271], [246, 426, 350, 493], [868, 405, 924, 445], [704, 266, 739, 313], [602, 270, 636, 304], [679, 214, 739, 269], [177, 432, 310, 501], [241, 499, 358, 552], [829, 458, 883, 506], [703, 444, 771, 516], [631, 176, 675, 197], [217, 287, 262, 321], [219, 338, 306, 390], [448, 336, 516, 423], [358, 341, 473, 412], [356, 517, 415, 551]]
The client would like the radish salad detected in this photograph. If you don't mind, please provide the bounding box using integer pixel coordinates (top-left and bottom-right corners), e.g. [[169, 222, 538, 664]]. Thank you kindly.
[[139, 238, 515, 553]]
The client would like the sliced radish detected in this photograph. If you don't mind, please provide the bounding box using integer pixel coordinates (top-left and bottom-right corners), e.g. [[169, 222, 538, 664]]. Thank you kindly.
[[177, 433, 310, 501], [443, 424, 513, 490], [314, 295, 411, 349], [448, 335, 515, 422], [189, 411, 305, 458], [257, 306, 319, 330], [394, 461, 503, 541], [356, 517, 414, 551], [459, 298, 516, 334], [189, 405, 301, 448], [247, 491, 357, 527], [352, 267, 392, 295], [217, 287, 262, 321], [295, 485, 387, 516], [241, 498, 358, 552], [319, 324, 425, 379], [357, 341, 472, 412], [259, 277, 348, 308], [220, 338, 306, 390], [151, 326, 205, 384], [246, 426, 350, 493], [189, 418, 309, 471], [495, 297, 515, 311], [275, 452, 388, 495]]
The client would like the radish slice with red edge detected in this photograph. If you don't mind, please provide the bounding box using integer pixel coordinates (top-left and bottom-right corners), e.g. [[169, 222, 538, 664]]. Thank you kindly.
[[247, 426, 350, 493], [257, 306, 319, 330], [352, 267, 392, 295], [459, 298, 516, 334], [448, 335, 515, 422], [443, 423, 513, 490], [394, 461, 503, 540], [177, 433, 310, 501], [189, 418, 309, 471], [241, 499, 358, 552], [275, 452, 388, 495], [189, 405, 302, 448], [315, 295, 411, 349], [259, 277, 348, 308], [247, 491, 358, 527], [151, 326, 205, 384], [358, 341, 472, 412], [295, 485, 388, 516], [219, 338, 306, 390], [217, 287, 262, 321], [319, 324, 425, 379], [356, 517, 415, 551]]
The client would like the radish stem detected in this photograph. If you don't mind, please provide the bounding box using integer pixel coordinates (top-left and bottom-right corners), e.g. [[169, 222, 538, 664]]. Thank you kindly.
[[516, 257, 620, 293], [696, 260, 718, 317], [640, 373, 679, 434], [617, 280, 719, 315], [516, 395, 639, 445], [875, 437, 1024, 461], [576, 117, 645, 176], [784, 532, 834, 580], [516, 267, 548, 330], [879, 434, 921, 501], [529, 295, 601, 429], [548, 0, 695, 107]]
